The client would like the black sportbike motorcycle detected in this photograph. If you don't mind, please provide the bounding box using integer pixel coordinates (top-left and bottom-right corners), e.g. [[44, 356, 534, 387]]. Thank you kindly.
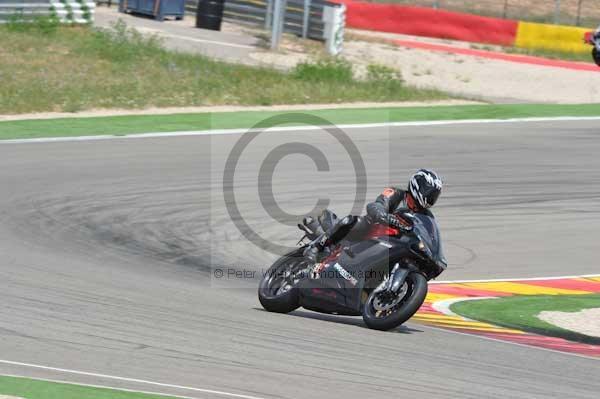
[[258, 209, 447, 330]]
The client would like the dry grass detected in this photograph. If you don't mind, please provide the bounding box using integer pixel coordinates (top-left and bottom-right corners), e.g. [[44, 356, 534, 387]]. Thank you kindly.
[[0, 19, 450, 114]]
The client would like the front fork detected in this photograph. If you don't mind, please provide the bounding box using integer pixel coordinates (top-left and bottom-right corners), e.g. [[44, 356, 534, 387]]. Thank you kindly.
[[376, 262, 420, 294]]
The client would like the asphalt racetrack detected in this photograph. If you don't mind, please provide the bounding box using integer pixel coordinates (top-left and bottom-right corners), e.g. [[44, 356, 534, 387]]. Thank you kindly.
[[1, 120, 600, 398]]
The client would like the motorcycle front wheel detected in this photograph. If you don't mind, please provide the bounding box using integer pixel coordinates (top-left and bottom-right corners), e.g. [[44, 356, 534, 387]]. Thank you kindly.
[[258, 250, 306, 313], [362, 272, 428, 331]]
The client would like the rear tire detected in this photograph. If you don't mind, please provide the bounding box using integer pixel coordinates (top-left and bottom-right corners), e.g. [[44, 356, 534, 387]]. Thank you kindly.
[[362, 272, 428, 331], [258, 250, 305, 313]]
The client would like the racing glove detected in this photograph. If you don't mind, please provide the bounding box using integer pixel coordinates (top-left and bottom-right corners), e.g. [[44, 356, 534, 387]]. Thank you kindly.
[[384, 214, 412, 232]]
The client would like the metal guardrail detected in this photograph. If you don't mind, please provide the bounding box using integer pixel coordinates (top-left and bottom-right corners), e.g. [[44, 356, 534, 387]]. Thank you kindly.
[[0, 0, 51, 21], [185, 0, 335, 40], [0, 0, 94, 23]]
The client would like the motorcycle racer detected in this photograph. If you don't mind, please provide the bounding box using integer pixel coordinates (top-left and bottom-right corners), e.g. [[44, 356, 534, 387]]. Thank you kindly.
[[263, 170, 447, 329], [367, 169, 443, 229], [304, 169, 443, 261]]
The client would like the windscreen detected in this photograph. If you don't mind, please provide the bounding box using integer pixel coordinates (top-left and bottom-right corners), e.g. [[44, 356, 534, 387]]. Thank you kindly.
[[412, 213, 447, 269]]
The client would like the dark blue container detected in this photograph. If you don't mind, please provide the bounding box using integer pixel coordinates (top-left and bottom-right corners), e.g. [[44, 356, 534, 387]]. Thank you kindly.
[[119, 0, 185, 21], [195, 0, 224, 31]]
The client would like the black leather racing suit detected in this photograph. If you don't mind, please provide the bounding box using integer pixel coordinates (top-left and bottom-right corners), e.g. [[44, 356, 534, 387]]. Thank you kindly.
[[305, 187, 431, 261], [366, 187, 434, 227]]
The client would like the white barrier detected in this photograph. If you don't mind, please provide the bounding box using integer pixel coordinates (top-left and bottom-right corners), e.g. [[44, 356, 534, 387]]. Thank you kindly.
[[323, 3, 345, 56], [50, 0, 95, 23]]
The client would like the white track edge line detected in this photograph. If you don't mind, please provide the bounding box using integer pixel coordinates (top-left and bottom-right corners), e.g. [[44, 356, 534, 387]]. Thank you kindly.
[[2, 116, 600, 144], [431, 273, 600, 284], [0, 374, 202, 399], [0, 360, 267, 399]]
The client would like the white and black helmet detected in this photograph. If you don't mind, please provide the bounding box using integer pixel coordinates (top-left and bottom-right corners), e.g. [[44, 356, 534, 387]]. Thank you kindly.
[[408, 169, 443, 209]]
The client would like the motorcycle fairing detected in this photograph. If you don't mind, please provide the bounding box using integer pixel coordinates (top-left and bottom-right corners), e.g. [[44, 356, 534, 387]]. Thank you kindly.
[[298, 235, 410, 315], [298, 212, 446, 316]]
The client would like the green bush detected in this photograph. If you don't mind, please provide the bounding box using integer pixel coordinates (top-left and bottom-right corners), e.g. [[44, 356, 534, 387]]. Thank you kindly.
[[6, 13, 27, 31], [292, 58, 354, 83], [5, 14, 59, 34], [366, 64, 403, 83], [35, 15, 60, 35], [78, 19, 164, 63]]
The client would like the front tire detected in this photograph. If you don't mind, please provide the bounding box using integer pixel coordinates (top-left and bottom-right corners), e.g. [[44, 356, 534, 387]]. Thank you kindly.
[[362, 272, 428, 331], [258, 250, 306, 313]]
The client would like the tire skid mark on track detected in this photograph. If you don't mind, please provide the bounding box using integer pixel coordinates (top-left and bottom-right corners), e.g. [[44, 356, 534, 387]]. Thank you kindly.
[[2, 121, 600, 398]]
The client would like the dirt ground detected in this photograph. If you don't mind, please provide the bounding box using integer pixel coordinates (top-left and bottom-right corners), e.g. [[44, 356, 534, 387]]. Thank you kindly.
[[90, 7, 600, 108], [538, 308, 600, 338], [254, 28, 600, 104]]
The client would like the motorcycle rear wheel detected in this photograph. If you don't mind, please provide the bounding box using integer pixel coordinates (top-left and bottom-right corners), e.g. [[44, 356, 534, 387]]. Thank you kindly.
[[258, 250, 305, 313], [362, 272, 428, 331]]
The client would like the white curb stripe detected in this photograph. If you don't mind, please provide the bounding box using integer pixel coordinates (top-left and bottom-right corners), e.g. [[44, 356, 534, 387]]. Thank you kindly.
[[430, 296, 497, 317], [0, 360, 268, 399], [2, 116, 600, 144], [422, 274, 600, 360]]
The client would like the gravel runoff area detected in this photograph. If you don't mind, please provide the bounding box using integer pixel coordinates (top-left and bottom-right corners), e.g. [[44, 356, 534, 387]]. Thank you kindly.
[[538, 308, 600, 338], [257, 37, 600, 104]]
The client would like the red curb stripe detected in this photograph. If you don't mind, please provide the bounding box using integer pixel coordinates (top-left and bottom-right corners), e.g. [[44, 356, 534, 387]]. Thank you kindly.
[[394, 39, 599, 72], [428, 284, 513, 298], [417, 275, 600, 357], [417, 303, 437, 313], [521, 279, 600, 292], [476, 331, 600, 356]]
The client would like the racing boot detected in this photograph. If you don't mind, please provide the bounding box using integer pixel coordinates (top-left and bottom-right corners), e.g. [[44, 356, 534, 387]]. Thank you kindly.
[[303, 245, 320, 263]]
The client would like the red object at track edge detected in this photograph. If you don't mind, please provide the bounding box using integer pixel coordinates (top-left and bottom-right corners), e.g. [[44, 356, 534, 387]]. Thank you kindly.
[[338, 1, 518, 46]]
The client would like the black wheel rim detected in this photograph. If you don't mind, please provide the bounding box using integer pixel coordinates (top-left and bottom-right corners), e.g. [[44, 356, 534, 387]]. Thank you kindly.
[[265, 258, 305, 297], [369, 281, 414, 319]]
